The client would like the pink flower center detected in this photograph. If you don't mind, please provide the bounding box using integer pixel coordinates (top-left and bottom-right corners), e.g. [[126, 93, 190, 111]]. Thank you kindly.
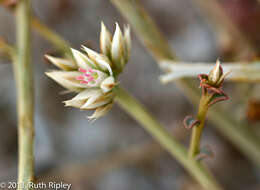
[[76, 68, 98, 84]]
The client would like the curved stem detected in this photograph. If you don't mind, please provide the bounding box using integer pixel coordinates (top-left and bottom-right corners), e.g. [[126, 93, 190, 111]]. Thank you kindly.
[[19, 9, 222, 189], [15, 0, 35, 188], [115, 86, 223, 190], [110, 0, 260, 167]]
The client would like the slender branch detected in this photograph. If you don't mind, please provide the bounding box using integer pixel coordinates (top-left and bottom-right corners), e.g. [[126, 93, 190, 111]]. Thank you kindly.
[[31, 17, 72, 56], [15, 0, 34, 188], [189, 92, 212, 158], [30, 16, 223, 189], [114, 86, 223, 190], [110, 0, 260, 167], [19, 10, 260, 187], [160, 60, 260, 83]]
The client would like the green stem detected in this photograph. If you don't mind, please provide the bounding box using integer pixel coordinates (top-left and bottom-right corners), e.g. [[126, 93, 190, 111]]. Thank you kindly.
[[115, 86, 223, 190], [15, 7, 259, 185], [15, 0, 34, 188], [23, 10, 222, 190], [189, 92, 211, 158], [110, 0, 260, 167], [15, 13, 222, 189]]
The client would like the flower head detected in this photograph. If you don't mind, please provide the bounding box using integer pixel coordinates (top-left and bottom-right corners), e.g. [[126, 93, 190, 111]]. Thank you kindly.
[[208, 59, 223, 85], [45, 22, 131, 121], [199, 59, 229, 88], [198, 59, 229, 106]]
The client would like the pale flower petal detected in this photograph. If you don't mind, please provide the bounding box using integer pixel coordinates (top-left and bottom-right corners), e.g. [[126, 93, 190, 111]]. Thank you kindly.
[[208, 59, 222, 84], [71, 48, 96, 70], [100, 22, 112, 56], [69, 89, 102, 100], [81, 45, 103, 62], [216, 70, 231, 86], [45, 55, 77, 71], [124, 25, 131, 61], [45, 71, 86, 92], [88, 103, 113, 121], [100, 76, 115, 93], [63, 89, 104, 109], [111, 23, 124, 68], [95, 57, 113, 75], [81, 95, 110, 109], [64, 99, 85, 108], [81, 91, 114, 110], [81, 46, 112, 72], [80, 91, 103, 109]]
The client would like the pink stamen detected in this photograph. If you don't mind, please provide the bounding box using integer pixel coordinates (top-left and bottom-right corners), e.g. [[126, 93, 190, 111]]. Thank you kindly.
[[76, 76, 84, 80], [87, 77, 94, 82], [80, 81, 88, 84], [76, 67, 98, 85], [79, 68, 87, 73]]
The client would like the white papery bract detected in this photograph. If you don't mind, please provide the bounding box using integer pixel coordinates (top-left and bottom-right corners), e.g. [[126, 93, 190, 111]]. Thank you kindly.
[[45, 22, 131, 120], [101, 22, 131, 73]]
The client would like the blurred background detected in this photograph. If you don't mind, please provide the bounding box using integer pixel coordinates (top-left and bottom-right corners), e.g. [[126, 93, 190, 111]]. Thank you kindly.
[[0, 0, 260, 189]]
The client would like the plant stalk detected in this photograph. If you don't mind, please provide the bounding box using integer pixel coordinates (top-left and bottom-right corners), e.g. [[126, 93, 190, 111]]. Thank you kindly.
[[189, 92, 212, 158], [15, 0, 34, 188], [115, 86, 223, 190], [22, 10, 224, 190], [110, 0, 260, 167], [20, 14, 222, 189]]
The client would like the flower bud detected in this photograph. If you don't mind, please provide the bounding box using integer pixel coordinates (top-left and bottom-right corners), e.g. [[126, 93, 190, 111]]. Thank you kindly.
[[45, 55, 77, 71], [81, 45, 112, 73], [100, 22, 112, 57], [88, 103, 113, 121], [45, 22, 131, 120], [123, 24, 131, 63], [71, 48, 96, 70], [208, 59, 223, 85], [111, 23, 124, 70], [100, 76, 115, 93], [45, 71, 85, 92]]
